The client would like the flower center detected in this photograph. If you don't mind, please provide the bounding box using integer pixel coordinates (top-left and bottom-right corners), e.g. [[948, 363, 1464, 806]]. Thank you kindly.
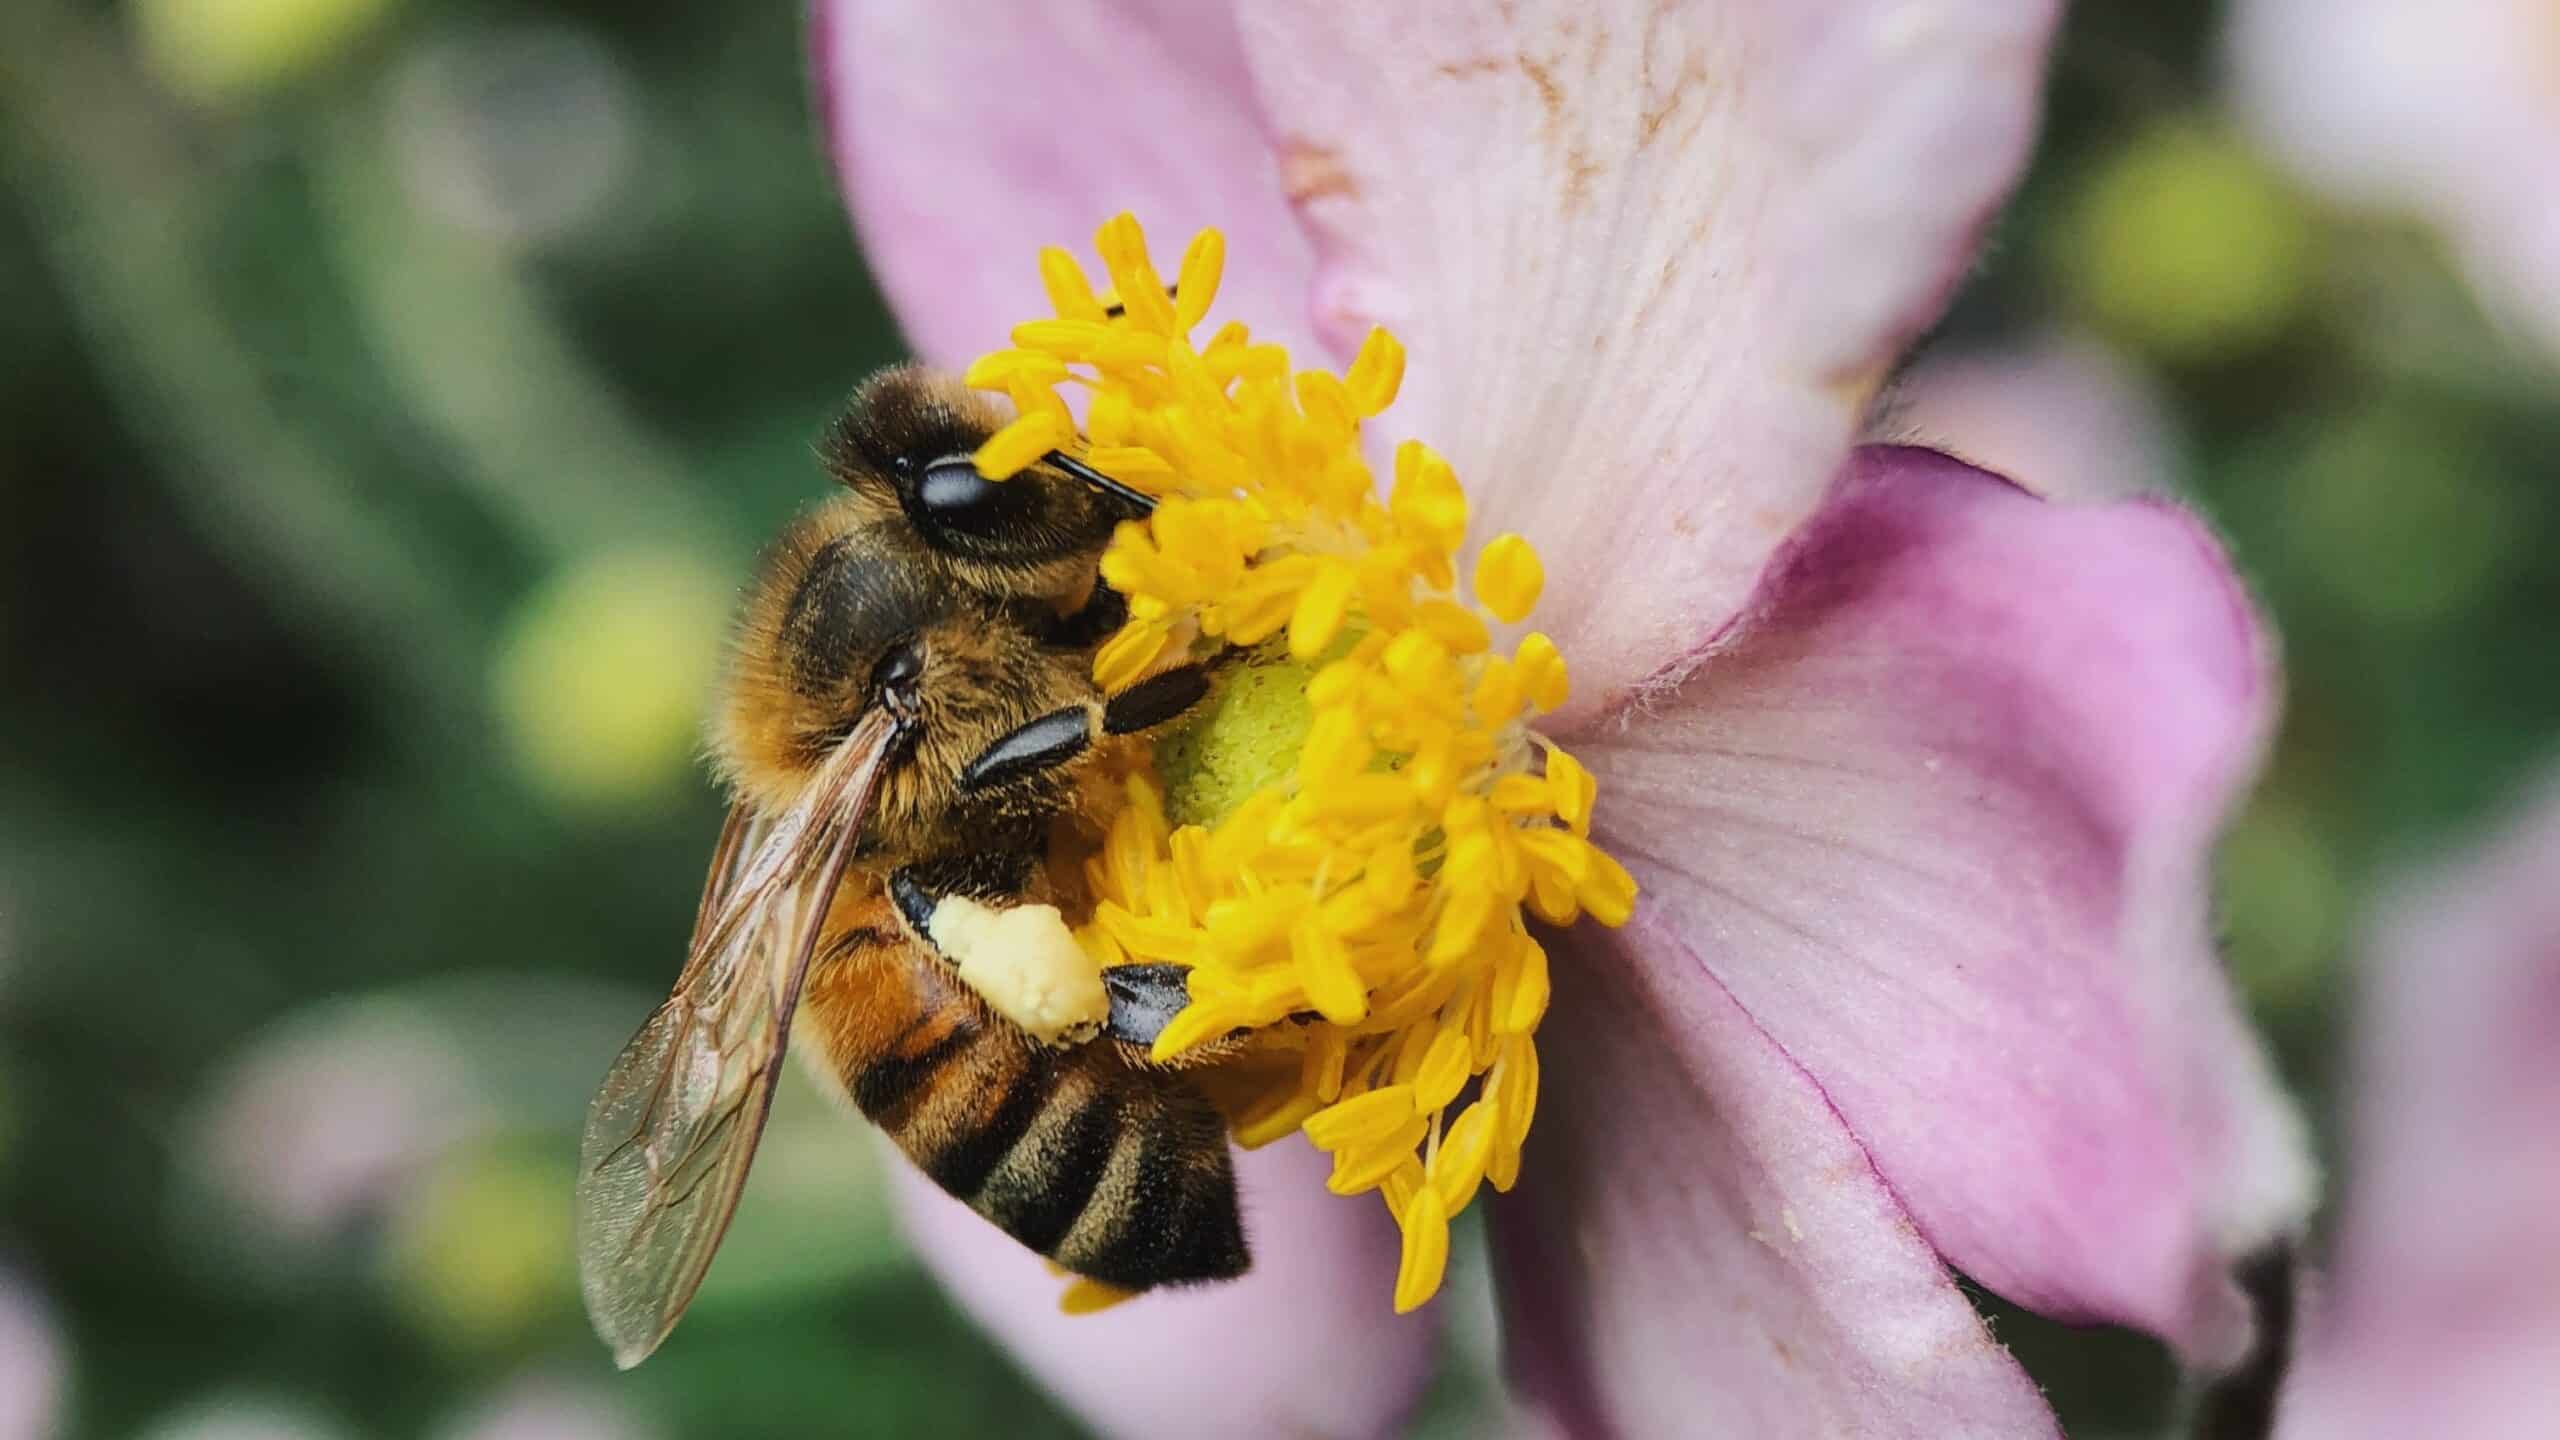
[[970, 213, 1635, 1314]]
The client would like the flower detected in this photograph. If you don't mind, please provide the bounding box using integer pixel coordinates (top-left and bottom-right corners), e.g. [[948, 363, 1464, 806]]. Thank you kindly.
[[2226, 0, 2560, 357], [968, 213, 1637, 1316], [815, 1, 2313, 1433], [2271, 772, 2560, 1438]]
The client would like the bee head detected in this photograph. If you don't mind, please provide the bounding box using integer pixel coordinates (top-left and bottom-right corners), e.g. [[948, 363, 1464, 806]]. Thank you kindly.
[[713, 366, 1141, 827], [821, 365, 1149, 604]]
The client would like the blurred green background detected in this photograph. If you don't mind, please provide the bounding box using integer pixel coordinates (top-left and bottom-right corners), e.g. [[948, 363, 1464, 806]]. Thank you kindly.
[[0, 1, 2551, 1436]]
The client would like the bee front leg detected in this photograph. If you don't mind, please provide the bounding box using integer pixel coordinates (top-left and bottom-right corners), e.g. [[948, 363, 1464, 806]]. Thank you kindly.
[[891, 855, 1108, 1048], [952, 664, 1213, 796]]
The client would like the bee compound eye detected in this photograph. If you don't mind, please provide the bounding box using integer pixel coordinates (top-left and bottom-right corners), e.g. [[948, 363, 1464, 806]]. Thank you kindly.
[[916, 456, 1002, 517]]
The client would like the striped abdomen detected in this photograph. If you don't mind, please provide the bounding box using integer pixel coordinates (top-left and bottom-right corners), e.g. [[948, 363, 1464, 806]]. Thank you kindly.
[[795, 891, 1246, 1290]]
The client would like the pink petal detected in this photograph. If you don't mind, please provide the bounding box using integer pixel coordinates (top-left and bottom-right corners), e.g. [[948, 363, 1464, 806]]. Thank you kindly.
[[812, 0, 1320, 369], [1572, 448, 2313, 1369], [2226, 0, 2560, 357], [1492, 923, 2057, 1436], [890, 1136, 1434, 1439], [1234, 0, 2060, 718], [2278, 775, 2560, 1437], [1880, 330, 2184, 503], [0, 1269, 68, 1440]]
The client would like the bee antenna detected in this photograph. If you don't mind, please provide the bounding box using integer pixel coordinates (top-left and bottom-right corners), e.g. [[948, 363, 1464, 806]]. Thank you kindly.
[[1045, 450, 1158, 517]]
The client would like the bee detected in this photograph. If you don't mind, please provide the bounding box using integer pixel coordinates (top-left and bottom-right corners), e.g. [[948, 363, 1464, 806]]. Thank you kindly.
[[576, 367, 1240, 1370]]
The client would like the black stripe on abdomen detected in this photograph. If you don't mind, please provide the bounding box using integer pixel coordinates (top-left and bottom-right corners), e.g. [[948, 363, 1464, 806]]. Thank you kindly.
[[920, 1054, 1056, 1197], [851, 1016, 976, 1122], [1062, 1091, 1247, 1289], [975, 1078, 1125, 1255]]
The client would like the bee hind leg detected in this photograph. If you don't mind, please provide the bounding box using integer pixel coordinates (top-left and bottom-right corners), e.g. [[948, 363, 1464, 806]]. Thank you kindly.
[[891, 856, 1109, 1047], [1099, 963, 1190, 1047]]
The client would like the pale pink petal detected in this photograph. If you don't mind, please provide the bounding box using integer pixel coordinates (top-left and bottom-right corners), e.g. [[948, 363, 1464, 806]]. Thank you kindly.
[[1235, 1, 2060, 717], [813, 0, 1320, 369], [1574, 448, 2313, 1369], [1881, 330, 2183, 502], [2277, 774, 2560, 1438], [1492, 922, 2057, 1437], [2226, 0, 2560, 356], [891, 1136, 1433, 1440], [0, 1270, 67, 1440]]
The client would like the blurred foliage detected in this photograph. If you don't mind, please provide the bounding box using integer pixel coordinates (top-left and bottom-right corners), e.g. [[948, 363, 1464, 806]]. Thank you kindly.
[[0, 0, 2553, 1436]]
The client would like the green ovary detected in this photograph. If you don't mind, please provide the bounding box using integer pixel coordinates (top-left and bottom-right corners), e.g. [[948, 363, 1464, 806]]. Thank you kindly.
[[1152, 652, 1319, 831]]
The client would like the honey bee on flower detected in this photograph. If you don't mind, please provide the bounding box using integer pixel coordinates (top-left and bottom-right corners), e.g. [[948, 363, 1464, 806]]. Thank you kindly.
[[969, 213, 1638, 1313], [803, 1, 2316, 1435]]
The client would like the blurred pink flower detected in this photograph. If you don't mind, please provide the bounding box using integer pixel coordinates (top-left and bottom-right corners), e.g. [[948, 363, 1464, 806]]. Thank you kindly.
[[2227, 0, 2560, 357], [1882, 331, 2185, 502], [2276, 774, 2560, 1437], [0, 1269, 66, 1440], [814, 1, 2312, 1433], [187, 1001, 489, 1253], [433, 1374, 661, 1440]]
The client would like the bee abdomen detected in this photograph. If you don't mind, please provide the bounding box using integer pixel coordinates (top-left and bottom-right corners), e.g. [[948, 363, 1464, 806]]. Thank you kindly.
[[1047, 1084, 1247, 1290], [853, 1015, 1245, 1289]]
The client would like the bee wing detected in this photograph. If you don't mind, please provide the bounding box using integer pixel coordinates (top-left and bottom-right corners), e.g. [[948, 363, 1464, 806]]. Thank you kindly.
[[575, 710, 900, 1369], [690, 799, 766, 954]]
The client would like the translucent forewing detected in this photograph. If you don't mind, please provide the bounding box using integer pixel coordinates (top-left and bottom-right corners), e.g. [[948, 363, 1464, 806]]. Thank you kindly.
[[575, 710, 898, 1368]]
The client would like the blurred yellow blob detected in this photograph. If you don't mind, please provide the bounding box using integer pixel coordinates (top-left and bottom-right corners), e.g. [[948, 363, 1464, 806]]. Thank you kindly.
[[2054, 121, 2317, 360], [131, 0, 395, 103], [2281, 407, 2523, 623], [382, 1147, 573, 1351], [490, 547, 732, 814]]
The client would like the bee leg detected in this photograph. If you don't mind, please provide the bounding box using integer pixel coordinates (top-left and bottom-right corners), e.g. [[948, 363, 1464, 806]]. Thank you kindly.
[[1100, 963, 1191, 1047], [957, 706, 1101, 793], [1044, 577, 1127, 649], [1101, 664, 1210, 735], [892, 854, 1109, 1047]]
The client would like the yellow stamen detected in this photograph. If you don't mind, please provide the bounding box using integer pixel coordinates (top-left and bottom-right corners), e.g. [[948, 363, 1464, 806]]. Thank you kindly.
[[967, 213, 1635, 1316], [1058, 1278, 1139, 1315]]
